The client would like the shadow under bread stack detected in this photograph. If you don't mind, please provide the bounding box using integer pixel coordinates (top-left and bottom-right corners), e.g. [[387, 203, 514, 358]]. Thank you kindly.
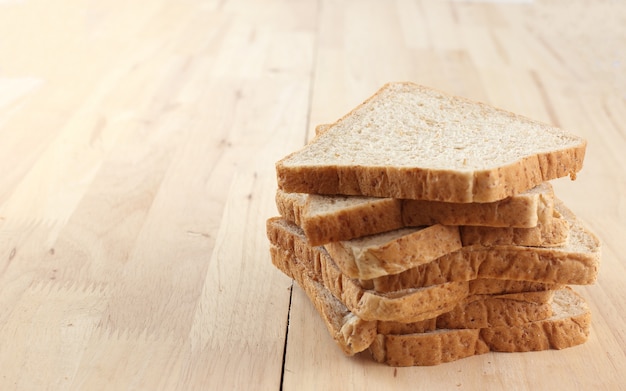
[[267, 82, 601, 366]]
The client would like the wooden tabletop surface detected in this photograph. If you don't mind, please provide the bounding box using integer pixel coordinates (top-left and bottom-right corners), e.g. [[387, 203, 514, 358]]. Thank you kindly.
[[1, 0, 624, 389]]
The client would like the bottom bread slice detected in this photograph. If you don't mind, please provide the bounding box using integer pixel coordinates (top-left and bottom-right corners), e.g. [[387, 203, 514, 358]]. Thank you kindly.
[[369, 287, 590, 366]]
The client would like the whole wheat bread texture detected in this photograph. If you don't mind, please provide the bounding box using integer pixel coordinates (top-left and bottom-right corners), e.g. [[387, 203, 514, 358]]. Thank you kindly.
[[267, 197, 599, 297], [269, 239, 469, 323], [276, 182, 567, 247], [459, 209, 569, 247], [357, 199, 600, 290], [266, 214, 590, 322], [466, 279, 559, 295], [269, 218, 552, 323], [286, 260, 586, 365], [324, 224, 463, 280], [321, 199, 576, 280], [276, 82, 586, 203], [288, 257, 556, 357], [369, 287, 590, 366]]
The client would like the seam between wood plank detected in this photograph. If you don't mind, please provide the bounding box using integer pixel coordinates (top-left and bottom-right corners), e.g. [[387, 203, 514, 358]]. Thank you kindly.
[[280, 281, 294, 391]]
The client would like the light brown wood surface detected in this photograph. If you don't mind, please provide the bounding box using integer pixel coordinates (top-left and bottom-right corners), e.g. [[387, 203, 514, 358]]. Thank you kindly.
[[0, 0, 624, 389]]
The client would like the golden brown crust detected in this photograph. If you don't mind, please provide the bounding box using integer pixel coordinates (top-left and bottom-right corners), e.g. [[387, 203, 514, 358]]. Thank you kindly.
[[369, 330, 488, 366], [377, 291, 554, 334], [275, 190, 401, 246], [366, 245, 598, 292], [435, 293, 553, 329], [369, 288, 590, 366]]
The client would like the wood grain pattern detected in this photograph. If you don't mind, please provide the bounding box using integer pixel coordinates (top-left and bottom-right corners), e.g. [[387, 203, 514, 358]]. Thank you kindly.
[[0, 0, 624, 389]]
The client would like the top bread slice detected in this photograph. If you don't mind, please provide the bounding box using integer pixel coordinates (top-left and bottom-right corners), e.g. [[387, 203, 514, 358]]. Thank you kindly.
[[276, 82, 587, 203]]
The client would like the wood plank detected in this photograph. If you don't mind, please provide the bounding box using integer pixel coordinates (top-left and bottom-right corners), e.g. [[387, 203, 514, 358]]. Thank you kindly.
[[0, 0, 317, 389]]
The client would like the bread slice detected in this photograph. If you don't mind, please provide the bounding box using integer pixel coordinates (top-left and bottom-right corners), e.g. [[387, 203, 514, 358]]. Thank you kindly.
[[276, 82, 586, 203], [360, 199, 600, 291], [276, 190, 403, 246], [276, 182, 566, 247], [369, 287, 590, 366], [324, 224, 463, 280], [288, 256, 556, 357]]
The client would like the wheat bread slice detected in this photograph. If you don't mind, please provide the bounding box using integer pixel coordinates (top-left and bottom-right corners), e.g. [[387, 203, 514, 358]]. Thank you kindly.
[[275, 182, 559, 246], [276, 190, 403, 246], [276, 82, 587, 203], [369, 287, 590, 366], [360, 199, 599, 292], [287, 258, 555, 356], [324, 224, 463, 280]]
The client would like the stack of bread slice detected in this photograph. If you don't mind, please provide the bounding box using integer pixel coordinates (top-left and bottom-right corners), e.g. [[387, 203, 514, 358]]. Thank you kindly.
[[267, 82, 600, 366]]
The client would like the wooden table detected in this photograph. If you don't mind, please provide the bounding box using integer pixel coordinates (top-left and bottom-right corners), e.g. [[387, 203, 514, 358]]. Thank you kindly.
[[1, 0, 624, 389]]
